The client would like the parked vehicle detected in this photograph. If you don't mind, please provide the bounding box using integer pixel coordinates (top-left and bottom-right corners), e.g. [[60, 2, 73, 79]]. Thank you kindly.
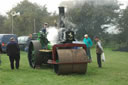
[[18, 36, 30, 51], [0, 34, 18, 52]]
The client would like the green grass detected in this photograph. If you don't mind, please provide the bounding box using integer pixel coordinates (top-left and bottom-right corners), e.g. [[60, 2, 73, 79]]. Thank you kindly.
[[0, 48, 128, 85]]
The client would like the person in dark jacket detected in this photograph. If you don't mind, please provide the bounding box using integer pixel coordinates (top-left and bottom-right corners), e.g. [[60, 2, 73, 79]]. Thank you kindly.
[[94, 36, 104, 68], [6, 37, 20, 70], [0, 44, 2, 52], [0, 44, 2, 65]]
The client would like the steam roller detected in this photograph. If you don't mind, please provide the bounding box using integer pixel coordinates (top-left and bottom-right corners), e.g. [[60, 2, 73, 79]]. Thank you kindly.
[[27, 6, 90, 75], [28, 41, 89, 74], [51, 43, 88, 74]]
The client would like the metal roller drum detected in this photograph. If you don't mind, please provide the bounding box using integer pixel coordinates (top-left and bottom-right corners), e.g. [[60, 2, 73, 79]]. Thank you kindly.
[[57, 49, 73, 74], [56, 48, 88, 74], [72, 49, 88, 73]]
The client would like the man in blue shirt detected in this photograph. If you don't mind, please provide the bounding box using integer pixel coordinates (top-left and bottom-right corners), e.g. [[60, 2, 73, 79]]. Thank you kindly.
[[41, 23, 48, 34], [83, 34, 93, 61]]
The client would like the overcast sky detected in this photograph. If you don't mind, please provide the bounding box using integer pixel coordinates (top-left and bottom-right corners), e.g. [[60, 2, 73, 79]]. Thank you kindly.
[[0, 0, 63, 15], [0, 0, 128, 15]]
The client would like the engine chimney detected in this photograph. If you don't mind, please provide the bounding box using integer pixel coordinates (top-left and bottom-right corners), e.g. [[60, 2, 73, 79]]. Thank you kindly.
[[58, 7, 65, 28]]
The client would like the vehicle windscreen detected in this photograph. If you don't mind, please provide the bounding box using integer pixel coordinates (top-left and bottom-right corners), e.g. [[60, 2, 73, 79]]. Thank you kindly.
[[0, 35, 3, 43], [2, 35, 17, 44], [18, 37, 29, 43]]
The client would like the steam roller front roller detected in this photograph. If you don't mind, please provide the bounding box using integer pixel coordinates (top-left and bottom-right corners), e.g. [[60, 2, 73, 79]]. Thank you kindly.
[[28, 40, 42, 68], [54, 48, 88, 74]]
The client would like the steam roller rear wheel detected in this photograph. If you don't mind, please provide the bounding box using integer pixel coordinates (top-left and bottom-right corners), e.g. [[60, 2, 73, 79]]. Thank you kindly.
[[28, 40, 42, 68], [54, 49, 88, 74]]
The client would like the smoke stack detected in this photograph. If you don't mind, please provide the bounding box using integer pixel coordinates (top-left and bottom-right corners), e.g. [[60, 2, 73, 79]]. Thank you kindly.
[[58, 7, 65, 28], [59, 7, 65, 16]]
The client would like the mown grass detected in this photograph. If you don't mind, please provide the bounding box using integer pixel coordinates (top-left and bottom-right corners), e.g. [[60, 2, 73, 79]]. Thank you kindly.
[[0, 48, 128, 85]]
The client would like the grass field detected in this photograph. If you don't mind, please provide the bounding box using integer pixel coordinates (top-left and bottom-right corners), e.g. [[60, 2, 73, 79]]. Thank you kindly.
[[0, 48, 128, 85]]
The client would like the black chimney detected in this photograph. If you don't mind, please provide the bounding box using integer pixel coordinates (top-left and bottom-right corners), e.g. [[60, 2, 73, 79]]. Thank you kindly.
[[58, 7, 65, 28]]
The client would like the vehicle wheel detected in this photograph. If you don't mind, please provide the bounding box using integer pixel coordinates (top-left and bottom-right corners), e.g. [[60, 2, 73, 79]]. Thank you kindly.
[[28, 40, 42, 68]]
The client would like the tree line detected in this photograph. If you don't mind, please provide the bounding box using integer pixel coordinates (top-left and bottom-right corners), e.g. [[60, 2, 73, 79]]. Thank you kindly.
[[0, 0, 128, 47]]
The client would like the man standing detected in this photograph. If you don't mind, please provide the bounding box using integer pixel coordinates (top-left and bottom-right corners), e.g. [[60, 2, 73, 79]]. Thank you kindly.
[[0, 44, 2, 65], [41, 23, 48, 34], [83, 34, 93, 61], [0, 44, 2, 52], [6, 37, 20, 70], [94, 36, 104, 68]]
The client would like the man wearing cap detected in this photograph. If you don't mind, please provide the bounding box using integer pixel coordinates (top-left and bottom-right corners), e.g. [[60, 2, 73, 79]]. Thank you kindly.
[[0, 44, 2, 65], [6, 37, 20, 70], [83, 34, 93, 61], [94, 36, 104, 68], [0, 44, 2, 52], [41, 23, 48, 34]]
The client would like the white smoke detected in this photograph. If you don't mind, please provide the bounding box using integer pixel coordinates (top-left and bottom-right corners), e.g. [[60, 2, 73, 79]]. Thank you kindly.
[[60, 0, 118, 8], [47, 27, 59, 45]]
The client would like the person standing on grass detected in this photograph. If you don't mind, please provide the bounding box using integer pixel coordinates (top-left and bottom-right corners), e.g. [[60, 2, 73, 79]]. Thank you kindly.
[[83, 34, 93, 62], [6, 37, 20, 70], [0, 44, 2, 65], [0, 44, 2, 52], [94, 36, 104, 68]]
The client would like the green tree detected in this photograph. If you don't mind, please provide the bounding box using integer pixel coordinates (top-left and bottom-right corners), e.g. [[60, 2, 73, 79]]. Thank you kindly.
[[118, 6, 128, 46], [7, 0, 50, 36], [0, 15, 7, 33], [66, 1, 119, 40]]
